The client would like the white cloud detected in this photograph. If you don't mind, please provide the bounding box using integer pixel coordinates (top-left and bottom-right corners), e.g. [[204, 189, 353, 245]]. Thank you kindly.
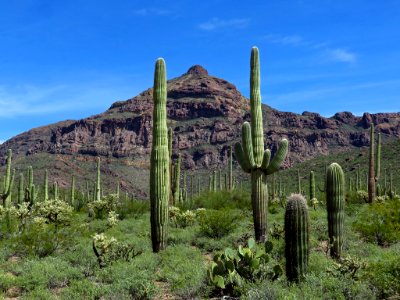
[[263, 34, 356, 65], [327, 48, 357, 63], [264, 34, 305, 46], [198, 18, 249, 31], [133, 8, 170, 16]]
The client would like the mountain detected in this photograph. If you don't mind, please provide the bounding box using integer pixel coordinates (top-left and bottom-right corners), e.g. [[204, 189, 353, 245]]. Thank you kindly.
[[1, 65, 399, 197]]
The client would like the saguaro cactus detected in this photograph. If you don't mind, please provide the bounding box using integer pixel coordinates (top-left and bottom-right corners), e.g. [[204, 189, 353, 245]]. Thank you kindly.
[[172, 154, 181, 204], [229, 146, 233, 190], [309, 171, 315, 201], [285, 194, 310, 282], [368, 124, 376, 203], [234, 47, 288, 242], [376, 132, 381, 181], [18, 173, 24, 204], [326, 163, 345, 258], [1, 149, 15, 208], [96, 157, 101, 201], [71, 175, 75, 206], [44, 170, 49, 201], [150, 58, 170, 252]]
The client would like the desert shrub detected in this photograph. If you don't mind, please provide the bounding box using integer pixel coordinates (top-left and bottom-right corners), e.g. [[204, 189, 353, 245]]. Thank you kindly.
[[158, 244, 207, 298], [9, 216, 79, 257], [117, 198, 149, 220], [352, 199, 400, 246], [96, 260, 158, 300], [367, 247, 400, 298], [192, 190, 251, 210], [11, 256, 82, 292], [198, 209, 241, 238]]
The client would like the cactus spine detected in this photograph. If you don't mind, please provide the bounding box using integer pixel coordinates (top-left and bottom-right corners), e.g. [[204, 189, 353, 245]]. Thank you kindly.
[[309, 171, 315, 201], [285, 194, 310, 282], [1, 149, 15, 208], [234, 47, 288, 242], [326, 163, 345, 258], [96, 157, 101, 201], [150, 58, 170, 252]]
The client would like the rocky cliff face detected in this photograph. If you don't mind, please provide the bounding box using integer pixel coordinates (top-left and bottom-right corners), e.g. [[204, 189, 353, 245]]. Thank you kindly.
[[1, 65, 399, 194]]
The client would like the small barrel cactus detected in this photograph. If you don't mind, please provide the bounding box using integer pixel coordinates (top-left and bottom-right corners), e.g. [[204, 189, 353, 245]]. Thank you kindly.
[[284, 193, 309, 282]]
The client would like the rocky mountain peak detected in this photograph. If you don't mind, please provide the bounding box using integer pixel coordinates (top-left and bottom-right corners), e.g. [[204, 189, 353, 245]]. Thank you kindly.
[[186, 65, 208, 76]]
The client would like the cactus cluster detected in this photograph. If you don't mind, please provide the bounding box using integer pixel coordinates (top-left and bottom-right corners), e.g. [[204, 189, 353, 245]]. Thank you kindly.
[[208, 238, 282, 294], [234, 47, 288, 242]]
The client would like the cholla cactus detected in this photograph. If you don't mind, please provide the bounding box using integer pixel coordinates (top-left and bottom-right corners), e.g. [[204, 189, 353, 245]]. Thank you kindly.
[[107, 211, 119, 227], [92, 233, 118, 268], [35, 199, 73, 230]]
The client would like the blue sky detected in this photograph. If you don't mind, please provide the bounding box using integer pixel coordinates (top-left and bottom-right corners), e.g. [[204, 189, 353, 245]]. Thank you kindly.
[[1, 0, 399, 142]]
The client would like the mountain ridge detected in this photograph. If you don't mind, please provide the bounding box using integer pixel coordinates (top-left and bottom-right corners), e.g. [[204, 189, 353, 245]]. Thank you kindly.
[[0, 65, 399, 196]]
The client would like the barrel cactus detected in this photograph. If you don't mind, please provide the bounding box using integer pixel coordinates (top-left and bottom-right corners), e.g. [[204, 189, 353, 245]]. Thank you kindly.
[[150, 58, 170, 252], [326, 162, 345, 258], [285, 194, 310, 282], [234, 47, 288, 242]]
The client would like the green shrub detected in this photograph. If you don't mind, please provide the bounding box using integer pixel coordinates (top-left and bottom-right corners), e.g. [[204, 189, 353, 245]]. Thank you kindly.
[[158, 245, 207, 298], [199, 209, 241, 238], [12, 257, 82, 292], [352, 199, 400, 246], [367, 246, 400, 298], [117, 198, 149, 220], [191, 190, 251, 210]]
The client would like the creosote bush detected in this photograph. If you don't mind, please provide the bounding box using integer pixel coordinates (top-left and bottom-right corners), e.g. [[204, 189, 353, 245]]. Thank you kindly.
[[352, 199, 400, 246]]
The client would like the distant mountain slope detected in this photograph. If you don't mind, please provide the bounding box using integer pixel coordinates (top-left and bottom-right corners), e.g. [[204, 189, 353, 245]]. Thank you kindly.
[[0, 65, 399, 197]]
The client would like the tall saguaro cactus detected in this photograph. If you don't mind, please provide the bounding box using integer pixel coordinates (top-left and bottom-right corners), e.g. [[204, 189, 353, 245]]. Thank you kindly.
[[368, 124, 376, 203], [326, 163, 345, 259], [1, 149, 15, 208], [172, 154, 181, 204], [309, 171, 315, 201], [150, 58, 170, 252], [44, 170, 49, 201], [229, 146, 233, 190], [234, 47, 289, 242], [375, 132, 381, 182], [96, 157, 101, 201], [285, 194, 310, 282]]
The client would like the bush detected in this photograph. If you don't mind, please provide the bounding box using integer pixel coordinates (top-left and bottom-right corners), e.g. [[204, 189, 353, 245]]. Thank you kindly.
[[191, 190, 251, 210], [199, 209, 242, 238], [117, 198, 149, 220], [367, 247, 400, 298], [352, 199, 400, 246]]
